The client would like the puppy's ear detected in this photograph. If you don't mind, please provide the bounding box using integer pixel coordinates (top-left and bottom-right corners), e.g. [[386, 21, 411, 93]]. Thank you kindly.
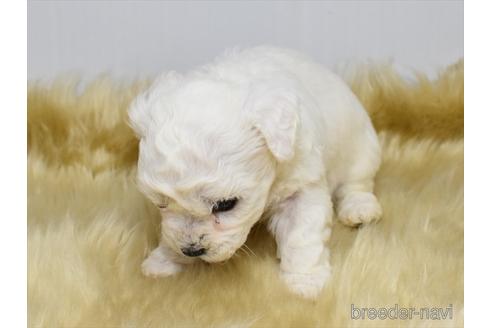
[[128, 90, 152, 139], [128, 72, 181, 138], [246, 84, 299, 162]]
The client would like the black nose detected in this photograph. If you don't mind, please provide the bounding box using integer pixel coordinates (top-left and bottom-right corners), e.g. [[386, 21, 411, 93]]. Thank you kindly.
[[181, 246, 206, 257]]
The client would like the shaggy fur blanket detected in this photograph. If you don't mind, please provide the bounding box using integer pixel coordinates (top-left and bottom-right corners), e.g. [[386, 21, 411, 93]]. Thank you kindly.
[[28, 62, 463, 327]]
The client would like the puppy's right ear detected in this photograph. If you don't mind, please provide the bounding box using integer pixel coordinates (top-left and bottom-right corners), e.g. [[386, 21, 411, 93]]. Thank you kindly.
[[245, 83, 299, 162], [128, 72, 181, 138]]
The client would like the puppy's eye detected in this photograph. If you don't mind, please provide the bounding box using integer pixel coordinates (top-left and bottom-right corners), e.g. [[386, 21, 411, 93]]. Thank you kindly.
[[212, 197, 238, 213], [157, 204, 167, 209]]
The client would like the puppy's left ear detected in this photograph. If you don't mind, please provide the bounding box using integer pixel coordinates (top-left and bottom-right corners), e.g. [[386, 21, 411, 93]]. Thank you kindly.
[[245, 84, 299, 162], [128, 71, 182, 139]]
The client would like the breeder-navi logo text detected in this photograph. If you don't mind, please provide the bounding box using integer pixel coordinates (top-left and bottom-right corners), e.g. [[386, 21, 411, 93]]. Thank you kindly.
[[351, 304, 453, 320]]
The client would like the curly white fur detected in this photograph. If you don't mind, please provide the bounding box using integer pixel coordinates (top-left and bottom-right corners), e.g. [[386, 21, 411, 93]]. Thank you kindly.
[[128, 46, 382, 298]]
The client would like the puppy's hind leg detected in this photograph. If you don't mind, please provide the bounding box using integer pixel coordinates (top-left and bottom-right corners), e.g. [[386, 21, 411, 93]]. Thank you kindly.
[[335, 179, 382, 227], [335, 136, 382, 227]]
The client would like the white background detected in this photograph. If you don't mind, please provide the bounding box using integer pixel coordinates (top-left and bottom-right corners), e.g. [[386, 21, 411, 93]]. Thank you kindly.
[[28, 0, 463, 81]]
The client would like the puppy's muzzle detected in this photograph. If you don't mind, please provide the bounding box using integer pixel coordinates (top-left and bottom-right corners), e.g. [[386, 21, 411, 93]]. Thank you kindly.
[[181, 244, 207, 257]]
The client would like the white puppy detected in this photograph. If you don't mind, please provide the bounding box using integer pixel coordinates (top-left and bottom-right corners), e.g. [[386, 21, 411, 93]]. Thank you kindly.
[[128, 46, 382, 298]]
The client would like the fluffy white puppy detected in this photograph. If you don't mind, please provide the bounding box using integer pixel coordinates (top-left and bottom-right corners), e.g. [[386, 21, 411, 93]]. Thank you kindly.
[[128, 46, 382, 298]]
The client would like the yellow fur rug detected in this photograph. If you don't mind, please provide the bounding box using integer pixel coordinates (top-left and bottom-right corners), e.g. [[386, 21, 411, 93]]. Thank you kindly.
[[27, 62, 464, 327]]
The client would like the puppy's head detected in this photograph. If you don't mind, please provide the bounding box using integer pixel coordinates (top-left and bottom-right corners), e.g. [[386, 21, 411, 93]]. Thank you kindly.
[[129, 73, 298, 263]]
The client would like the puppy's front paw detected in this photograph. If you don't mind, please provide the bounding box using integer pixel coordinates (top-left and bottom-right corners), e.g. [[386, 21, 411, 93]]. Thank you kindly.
[[141, 247, 183, 278], [280, 264, 331, 299], [337, 192, 382, 227]]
